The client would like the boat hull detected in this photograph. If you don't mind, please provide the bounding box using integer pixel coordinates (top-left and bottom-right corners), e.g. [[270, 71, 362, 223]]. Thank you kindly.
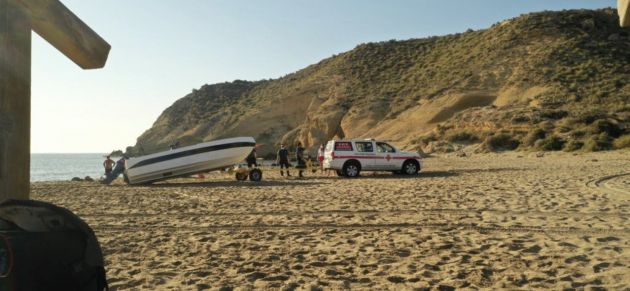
[[125, 137, 255, 184]]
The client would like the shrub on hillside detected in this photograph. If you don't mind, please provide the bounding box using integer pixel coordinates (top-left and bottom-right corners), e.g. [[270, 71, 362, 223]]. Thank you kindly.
[[569, 129, 587, 139], [613, 103, 630, 113], [557, 124, 573, 133], [575, 110, 607, 125], [613, 135, 630, 149], [510, 115, 530, 124], [523, 128, 547, 147], [534, 135, 565, 151], [556, 117, 581, 133], [583, 133, 613, 152], [538, 120, 555, 131], [560, 117, 579, 126], [446, 131, 480, 144], [589, 119, 622, 138], [540, 109, 569, 120], [563, 140, 584, 152], [483, 133, 520, 151]]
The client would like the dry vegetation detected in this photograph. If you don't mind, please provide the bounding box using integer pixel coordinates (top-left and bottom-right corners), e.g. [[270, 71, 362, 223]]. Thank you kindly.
[[127, 9, 629, 157]]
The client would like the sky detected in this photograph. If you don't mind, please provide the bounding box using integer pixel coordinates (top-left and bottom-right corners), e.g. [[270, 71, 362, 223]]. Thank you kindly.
[[30, 0, 616, 153]]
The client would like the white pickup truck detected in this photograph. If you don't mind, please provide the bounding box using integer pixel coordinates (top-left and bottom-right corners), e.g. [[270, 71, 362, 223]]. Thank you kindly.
[[323, 139, 423, 177]]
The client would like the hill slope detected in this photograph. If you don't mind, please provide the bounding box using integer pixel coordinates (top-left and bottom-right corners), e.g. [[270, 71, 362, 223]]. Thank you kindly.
[[127, 9, 630, 157]]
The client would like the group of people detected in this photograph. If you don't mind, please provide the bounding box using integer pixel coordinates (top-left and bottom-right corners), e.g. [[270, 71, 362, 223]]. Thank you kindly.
[[102, 155, 127, 184], [274, 142, 327, 178]]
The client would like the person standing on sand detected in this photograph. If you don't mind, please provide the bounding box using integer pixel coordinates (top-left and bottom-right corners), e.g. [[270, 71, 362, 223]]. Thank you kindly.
[[277, 144, 291, 177], [246, 148, 258, 168], [296, 142, 306, 178], [317, 144, 325, 174], [103, 156, 115, 175]]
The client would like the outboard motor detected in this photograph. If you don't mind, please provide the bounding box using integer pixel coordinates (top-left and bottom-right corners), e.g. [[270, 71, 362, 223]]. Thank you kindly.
[[0, 199, 108, 291]]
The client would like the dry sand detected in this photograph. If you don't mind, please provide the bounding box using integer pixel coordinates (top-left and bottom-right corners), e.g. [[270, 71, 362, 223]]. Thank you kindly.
[[32, 151, 630, 290]]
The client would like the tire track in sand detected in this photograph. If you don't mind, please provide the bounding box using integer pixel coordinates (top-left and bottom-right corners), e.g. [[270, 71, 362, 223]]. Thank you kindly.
[[92, 222, 630, 235], [78, 208, 629, 218], [586, 173, 630, 197]]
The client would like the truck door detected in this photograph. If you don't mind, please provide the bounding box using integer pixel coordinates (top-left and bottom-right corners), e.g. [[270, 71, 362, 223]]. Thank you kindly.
[[375, 142, 398, 170], [354, 141, 377, 170]]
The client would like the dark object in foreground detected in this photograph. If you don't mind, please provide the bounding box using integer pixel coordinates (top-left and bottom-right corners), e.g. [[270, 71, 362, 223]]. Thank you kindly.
[[0, 199, 108, 290]]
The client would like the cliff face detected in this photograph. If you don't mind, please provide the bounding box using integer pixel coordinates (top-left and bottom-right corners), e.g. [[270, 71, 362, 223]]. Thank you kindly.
[[128, 9, 630, 157]]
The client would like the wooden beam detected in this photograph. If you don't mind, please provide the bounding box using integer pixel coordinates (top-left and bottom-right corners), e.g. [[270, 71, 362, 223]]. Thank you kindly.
[[620, 0, 630, 27], [0, 0, 32, 200], [17, 0, 110, 69]]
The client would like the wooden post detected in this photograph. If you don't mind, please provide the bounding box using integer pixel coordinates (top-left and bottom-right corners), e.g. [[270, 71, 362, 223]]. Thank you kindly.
[[620, 0, 630, 27], [19, 0, 111, 69], [0, 0, 109, 201], [0, 0, 32, 200]]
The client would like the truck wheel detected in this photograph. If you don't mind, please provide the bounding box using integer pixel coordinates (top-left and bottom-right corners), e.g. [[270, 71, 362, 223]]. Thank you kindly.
[[235, 172, 248, 181], [402, 160, 419, 175], [249, 169, 263, 182], [343, 161, 361, 178]]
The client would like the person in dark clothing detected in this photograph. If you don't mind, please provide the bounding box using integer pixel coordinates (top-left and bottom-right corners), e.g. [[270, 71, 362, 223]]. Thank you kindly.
[[276, 144, 291, 177], [104, 156, 128, 185], [246, 149, 257, 168], [295, 142, 306, 178]]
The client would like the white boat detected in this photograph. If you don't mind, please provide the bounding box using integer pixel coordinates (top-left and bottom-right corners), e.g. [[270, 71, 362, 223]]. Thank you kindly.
[[125, 137, 256, 184]]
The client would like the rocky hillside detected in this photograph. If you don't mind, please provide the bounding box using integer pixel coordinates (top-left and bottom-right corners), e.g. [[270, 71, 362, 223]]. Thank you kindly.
[[127, 9, 630, 157]]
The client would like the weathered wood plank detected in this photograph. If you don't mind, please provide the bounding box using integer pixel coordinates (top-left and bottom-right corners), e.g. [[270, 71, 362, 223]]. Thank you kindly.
[[17, 0, 110, 69], [0, 0, 32, 200], [620, 0, 630, 27]]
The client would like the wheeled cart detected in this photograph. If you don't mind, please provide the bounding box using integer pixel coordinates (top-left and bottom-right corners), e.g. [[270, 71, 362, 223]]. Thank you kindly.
[[234, 167, 263, 182]]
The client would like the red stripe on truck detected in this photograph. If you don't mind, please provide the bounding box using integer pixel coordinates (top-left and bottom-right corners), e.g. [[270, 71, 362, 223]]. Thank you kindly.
[[333, 155, 421, 160], [334, 156, 381, 159]]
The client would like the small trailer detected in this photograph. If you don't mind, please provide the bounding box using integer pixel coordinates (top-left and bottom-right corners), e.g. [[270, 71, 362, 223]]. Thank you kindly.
[[232, 166, 263, 182], [124, 137, 261, 184]]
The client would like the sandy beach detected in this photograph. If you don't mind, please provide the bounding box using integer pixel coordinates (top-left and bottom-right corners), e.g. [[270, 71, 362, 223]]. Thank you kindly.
[[31, 151, 630, 290]]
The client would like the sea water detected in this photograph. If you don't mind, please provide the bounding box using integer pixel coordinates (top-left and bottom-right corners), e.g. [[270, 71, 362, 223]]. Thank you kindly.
[[31, 153, 108, 182]]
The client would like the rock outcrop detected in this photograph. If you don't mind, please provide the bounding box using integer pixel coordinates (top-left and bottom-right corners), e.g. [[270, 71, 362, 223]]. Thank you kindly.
[[127, 9, 630, 156]]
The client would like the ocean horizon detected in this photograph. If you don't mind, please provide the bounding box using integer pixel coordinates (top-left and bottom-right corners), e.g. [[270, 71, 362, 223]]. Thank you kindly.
[[31, 153, 109, 182]]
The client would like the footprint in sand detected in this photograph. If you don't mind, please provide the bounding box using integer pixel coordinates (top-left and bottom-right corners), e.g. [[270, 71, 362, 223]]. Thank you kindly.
[[522, 245, 542, 253], [565, 255, 590, 264], [424, 263, 441, 272], [261, 275, 289, 281], [246, 271, 267, 282], [596, 236, 620, 242], [386, 276, 406, 283], [592, 262, 610, 273], [396, 249, 411, 257]]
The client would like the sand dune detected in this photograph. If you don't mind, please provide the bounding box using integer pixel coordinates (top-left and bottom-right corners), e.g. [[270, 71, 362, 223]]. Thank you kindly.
[[32, 151, 630, 290]]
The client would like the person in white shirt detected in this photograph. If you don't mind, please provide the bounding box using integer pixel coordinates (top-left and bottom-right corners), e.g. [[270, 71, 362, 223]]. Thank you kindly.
[[317, 144, 325, 174]]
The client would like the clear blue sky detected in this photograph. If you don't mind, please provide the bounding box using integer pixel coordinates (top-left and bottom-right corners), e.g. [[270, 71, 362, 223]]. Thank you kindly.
[[31, 0, 616, 153]]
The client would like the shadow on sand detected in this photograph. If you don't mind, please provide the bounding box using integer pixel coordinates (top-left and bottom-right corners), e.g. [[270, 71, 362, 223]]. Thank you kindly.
[[115, 170, 459, 188], [453, 167, 526, 174], [292, 170, 458, 180], [143, 180, 323, 188], [418, 170, 459, 178]]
